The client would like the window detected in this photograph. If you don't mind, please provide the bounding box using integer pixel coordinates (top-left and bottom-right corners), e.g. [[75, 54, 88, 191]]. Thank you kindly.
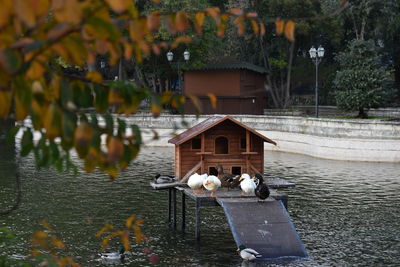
[[215, 136, 228, 154], [240, 138, 246, 150], [232, 167, 242, 175], [192, 137, 201, 150], [209, 167, 218, 176]]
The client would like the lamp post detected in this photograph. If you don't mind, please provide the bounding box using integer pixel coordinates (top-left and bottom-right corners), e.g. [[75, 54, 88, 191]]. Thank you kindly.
[[309, 45, 325, 118], [166, 49, 190, 94]]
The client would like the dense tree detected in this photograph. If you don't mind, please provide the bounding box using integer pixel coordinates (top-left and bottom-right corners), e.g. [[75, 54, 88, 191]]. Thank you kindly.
[[333, 39, 393, 118]]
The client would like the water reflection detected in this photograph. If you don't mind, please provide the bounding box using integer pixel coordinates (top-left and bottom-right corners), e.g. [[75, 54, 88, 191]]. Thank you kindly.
[[0, 147, 399, 266]]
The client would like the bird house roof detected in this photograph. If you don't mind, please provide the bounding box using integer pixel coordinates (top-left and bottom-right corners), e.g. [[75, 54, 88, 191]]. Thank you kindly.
[[168, 116, 276, 145]]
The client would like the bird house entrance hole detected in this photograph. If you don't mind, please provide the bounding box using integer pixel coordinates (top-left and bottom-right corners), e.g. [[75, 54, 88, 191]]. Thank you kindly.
[[232, 167, 241, 175]]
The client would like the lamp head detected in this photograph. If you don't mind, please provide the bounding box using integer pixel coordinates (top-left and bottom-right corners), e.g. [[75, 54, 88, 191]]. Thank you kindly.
[[309, 46, 317, 59], [317, 45, 325, 58], [183, 49, 190, 61], [166, 51, 173, 61]]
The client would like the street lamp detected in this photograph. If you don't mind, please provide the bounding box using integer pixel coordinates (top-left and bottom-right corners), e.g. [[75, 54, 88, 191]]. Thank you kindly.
[[309, 45, 325, 117], [166, 49, 190, 94]]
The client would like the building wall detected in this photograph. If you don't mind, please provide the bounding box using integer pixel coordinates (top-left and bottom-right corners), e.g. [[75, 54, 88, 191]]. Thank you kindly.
[[183, 69, 267, 115], [184, 96, 265, 115], [184, 70, 241, 96]]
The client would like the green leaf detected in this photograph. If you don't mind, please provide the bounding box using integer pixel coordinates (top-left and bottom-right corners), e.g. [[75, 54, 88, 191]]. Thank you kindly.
[[21, 128, 34, 156], [131, 124, 141, 145], [6, 125, 20, 145], [94, 84, 109, 113], [0, 49, 22, 74], [117, 118, 126, 137], [102, 114, 114, 134], [86, 16, 119, 41]]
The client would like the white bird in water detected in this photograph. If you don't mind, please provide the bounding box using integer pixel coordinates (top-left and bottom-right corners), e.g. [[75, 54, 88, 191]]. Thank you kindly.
[[237, 244, 262, 261]]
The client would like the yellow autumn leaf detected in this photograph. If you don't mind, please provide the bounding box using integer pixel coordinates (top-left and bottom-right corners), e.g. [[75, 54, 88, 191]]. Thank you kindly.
[[187, 94, 201, 113], [27, 61, 45, 80], [0, 0, 13, 28], [206, 7, 220, 25], [125, 216, 136, 228], [86, 71, 103, 83], [250, 20, 259, 35], [120, 230, 130, 251], [33, 231, 48, 239], [105, 0, 131, 13], [107, 137, 124, 163], [246, 12, 258, 18], [0, 90, 12, 118], [171, 36, 192, 49], [39, 219, 53, 231], [95, 224, 114, 238], [275, 19, 284, 35], [229, 8, 243, 16], [194, 12, 205, 34], [206, 93, 217, 109], [175, 11, 189, 32], [14, 0, 36, 28], [43, 102, 62, 140], [147, 11, 160, 31], [51, 236, 65, 249], [260, 22, 266, 36], [284, 20, 296, 42], [53, 0, 83, 25], [151, 103, 162, 117], [15, 94, 28, 121]]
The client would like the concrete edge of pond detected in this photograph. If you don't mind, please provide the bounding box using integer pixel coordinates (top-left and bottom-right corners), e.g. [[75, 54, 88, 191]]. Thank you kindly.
[[124, 114, 400, 163]]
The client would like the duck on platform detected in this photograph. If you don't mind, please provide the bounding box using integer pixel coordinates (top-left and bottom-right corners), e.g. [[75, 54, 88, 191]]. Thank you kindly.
[[239, 173, 256, 197], [237, 244, 262, 261], [188, 173, 207, 194], [99, 246, 125, 261], [254, 173, 270, 201], [203, 175, 221, 197], [154, 174, 176, 184], [216, 164, 240, 189]]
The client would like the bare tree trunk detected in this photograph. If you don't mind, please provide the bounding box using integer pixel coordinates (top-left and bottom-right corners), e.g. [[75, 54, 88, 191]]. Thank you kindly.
[[284, 41, 295, 107]]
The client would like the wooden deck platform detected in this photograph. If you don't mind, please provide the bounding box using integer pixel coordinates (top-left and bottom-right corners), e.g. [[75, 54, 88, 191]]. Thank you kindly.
[[149, 178, 307, 260]]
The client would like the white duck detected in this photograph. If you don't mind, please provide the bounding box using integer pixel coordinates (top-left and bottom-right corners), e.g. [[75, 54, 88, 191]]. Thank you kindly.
[[239, 173, 257, 196], [188, 173, 207, 194], [202, 175, 221, 197], [237, 244, 262, 261]]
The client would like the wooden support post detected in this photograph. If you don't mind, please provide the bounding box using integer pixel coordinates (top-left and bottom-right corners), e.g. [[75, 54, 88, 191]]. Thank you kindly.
[[195, 199, 201, 241], [181, 191, 186, 231], [246, 130, 250, 173], [168, 188, 172, 224], [201, 133, 205, 173], [172, 188, 177, 229]]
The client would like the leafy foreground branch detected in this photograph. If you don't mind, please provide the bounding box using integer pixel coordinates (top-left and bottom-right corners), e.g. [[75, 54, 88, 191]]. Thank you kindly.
[[0, 0, 298, 179], [1, 217, 152, 266]]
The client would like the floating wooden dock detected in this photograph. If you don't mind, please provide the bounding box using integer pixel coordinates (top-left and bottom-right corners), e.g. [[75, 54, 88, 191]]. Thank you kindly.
[[150, 178, 307, 260]]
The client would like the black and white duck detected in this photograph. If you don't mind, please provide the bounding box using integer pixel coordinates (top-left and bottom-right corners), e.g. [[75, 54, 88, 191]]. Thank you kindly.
[[237, 244, 262, 261], [99, 246, 125, 261], [254, 173, 270, 201], [154, 173, 176, 184], [216, 164, 240, 188]]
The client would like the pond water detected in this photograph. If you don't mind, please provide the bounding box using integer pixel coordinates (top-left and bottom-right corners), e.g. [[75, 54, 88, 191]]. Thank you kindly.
[[1, 146, 399, 266]]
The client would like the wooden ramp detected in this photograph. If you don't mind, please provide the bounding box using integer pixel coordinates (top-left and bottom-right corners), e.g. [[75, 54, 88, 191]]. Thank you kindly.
[[216, 198, 308, 260]]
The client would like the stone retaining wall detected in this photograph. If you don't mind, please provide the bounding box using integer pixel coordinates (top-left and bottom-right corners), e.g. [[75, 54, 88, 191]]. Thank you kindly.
[[125, 113, 400, 163]]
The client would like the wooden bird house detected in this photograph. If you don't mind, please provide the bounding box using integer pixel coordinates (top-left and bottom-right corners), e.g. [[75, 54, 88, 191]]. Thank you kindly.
[[168, 116, 276, 181]]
